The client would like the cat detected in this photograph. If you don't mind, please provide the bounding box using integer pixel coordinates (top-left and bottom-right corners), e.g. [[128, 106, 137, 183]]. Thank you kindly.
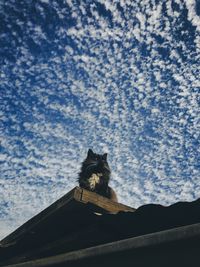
[[78, 149, 118, 202]]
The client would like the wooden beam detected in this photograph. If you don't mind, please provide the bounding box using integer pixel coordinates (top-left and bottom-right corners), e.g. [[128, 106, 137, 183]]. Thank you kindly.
[[77, 188, 134, 213]]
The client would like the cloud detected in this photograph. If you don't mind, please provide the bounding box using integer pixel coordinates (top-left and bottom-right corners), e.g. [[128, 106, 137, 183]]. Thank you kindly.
[[0, 0, 200, 240]]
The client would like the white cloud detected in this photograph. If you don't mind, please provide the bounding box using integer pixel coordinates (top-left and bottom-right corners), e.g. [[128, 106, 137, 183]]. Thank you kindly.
[[184, 0, 200, 32], [1, 0, 200, 240]]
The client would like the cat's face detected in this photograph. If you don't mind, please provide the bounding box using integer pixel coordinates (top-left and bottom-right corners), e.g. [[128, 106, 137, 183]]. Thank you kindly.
[[83, 149, 111, 174]]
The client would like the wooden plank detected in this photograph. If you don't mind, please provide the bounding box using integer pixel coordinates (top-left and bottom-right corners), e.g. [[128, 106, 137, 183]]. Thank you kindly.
[[79, 188, 135, 213], [73, 187, 83, 202]]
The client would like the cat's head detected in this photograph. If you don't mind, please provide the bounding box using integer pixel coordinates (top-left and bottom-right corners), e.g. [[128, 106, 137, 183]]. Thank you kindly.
[[83, 149, 111, 175]]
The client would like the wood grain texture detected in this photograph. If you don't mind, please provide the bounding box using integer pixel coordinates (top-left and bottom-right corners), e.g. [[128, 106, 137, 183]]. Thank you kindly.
[[79, 188, 134, 213]]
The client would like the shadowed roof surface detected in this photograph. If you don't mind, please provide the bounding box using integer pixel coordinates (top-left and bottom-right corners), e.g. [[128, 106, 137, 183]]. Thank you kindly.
[[0, 187, 200, 266]]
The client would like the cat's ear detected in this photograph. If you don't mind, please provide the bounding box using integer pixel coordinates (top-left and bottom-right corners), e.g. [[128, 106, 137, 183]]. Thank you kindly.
[[87, 149, 94, 158], [102, 153, 107, 160]]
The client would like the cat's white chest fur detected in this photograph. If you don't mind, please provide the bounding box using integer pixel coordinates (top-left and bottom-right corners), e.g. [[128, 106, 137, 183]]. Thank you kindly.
[[88, 173, 103, 190]]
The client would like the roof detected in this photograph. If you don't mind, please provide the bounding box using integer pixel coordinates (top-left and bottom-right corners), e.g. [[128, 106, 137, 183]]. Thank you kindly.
[[0, 187, 134, 266], [3, 223, 200, 267], [1, 187, 200, 266]]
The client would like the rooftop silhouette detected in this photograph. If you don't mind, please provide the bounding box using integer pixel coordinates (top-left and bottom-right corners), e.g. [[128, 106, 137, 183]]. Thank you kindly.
[[0, 187, 200, 267]]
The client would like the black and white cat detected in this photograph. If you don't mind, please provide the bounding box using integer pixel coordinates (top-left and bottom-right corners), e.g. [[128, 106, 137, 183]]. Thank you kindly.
[[78, 149, 118, 202]]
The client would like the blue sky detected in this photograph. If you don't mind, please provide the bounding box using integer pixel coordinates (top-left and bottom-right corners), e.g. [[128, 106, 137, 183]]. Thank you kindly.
[[0, 0, 200, 239]]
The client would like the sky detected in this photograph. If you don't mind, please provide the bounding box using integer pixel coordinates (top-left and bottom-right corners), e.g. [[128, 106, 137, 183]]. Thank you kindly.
[[0, 0, 200, 240]]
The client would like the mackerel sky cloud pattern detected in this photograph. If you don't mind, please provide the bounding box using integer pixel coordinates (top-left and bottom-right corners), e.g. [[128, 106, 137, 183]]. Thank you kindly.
[[0, 0, 200, 239]]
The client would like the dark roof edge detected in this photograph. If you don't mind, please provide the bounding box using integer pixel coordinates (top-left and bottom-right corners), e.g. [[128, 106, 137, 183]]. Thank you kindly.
[[0, 187, 134, 248], [4, 222, 200, 267]]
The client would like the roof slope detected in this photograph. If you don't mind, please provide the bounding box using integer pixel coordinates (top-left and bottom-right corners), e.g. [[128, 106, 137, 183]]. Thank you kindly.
[[0, 187, 134, 266], [0, 187, 200, 266]]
